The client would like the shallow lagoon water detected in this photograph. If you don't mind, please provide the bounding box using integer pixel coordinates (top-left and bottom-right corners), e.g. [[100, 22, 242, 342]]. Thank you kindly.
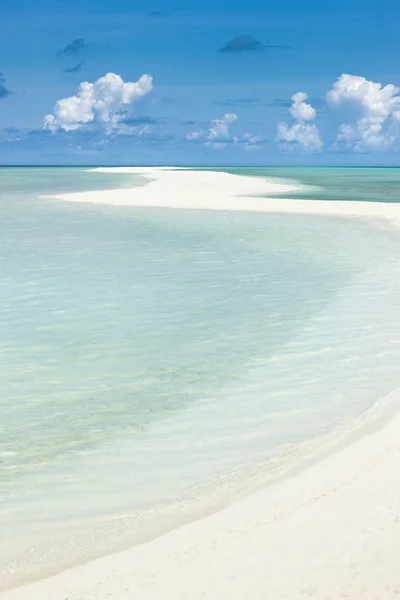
[[2, 167, 400, 587]]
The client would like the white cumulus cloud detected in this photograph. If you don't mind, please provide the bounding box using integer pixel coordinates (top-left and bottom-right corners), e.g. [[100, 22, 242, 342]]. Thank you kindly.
[[277, 92, 322, 152], [44, 72, 153, 132], [277, 122, 322, 152], [327, 73, 400, 152], [206, 113, 238, 142], [186, 114, 264, 151], [186, 113, 239, 148], [289, 92, 316, 121]]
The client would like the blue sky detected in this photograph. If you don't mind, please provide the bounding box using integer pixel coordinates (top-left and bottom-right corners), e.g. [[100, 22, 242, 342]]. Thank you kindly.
[[0, 0, 399, 164]]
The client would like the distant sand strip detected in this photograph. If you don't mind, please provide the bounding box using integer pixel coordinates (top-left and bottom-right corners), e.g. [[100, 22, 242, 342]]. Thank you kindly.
[[44, 166, 400, 228]]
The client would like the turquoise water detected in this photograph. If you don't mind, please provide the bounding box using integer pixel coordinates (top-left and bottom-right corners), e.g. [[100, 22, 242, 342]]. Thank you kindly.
[[0, 166, 146, 196], [219, 166, 400, 203], [2, 167, 400, 588]]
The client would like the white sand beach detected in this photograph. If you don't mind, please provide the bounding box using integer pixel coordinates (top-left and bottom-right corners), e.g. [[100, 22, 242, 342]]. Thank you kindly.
[[2, 408, 399, 600], [47, 166, 400, 226], [5, 167, 399, 600]]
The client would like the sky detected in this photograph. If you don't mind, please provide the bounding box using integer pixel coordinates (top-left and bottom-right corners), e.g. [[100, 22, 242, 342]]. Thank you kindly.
[[0, 0, 399, 165]]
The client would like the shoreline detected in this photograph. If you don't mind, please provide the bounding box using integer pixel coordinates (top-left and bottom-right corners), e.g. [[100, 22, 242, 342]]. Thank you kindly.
[[43, 166, 400, 228], [6, 167, 400, 599], [3, 406, 400, 599], [2, 388, 398, 595]]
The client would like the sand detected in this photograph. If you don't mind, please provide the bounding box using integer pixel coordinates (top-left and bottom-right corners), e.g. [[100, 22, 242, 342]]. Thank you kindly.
[[2, 409, 400, 600], [5, 167, 400, 600], [45, 166, 400, 226]]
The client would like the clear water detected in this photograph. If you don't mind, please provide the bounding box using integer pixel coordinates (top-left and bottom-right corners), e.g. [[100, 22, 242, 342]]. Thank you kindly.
[[220, 166, 400, 203], [2, 167, 400, 588]]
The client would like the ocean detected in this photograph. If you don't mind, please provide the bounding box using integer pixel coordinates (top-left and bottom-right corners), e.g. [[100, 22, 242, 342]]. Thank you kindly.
[[1, 166, 400, 588]]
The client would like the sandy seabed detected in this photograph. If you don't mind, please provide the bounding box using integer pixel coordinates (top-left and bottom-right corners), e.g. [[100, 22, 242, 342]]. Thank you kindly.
[[3, 167, 399, 600]]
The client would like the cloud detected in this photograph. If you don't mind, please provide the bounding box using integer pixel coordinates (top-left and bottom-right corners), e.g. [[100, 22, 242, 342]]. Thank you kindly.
[[215, 98, 263, 107], [119, 116, 161, 125], [0, 72, 12, 99], [277, 122, 322, 152], [187, 113, 238, 148], [268, 98, 292, 108], [243, 132, 264, 151], [44, 72, 153, 133], [186, 131, 203, 141], [206, 113, 238, 143], [289, 92, 316, 121], [57, 38, 89, 58], [115, 115, 167, 136], [0, 124, 176, 158], [58, 39, 89, 73], [0, 126, 21, 141], [275, 74, 400, 153], [219, 34, 291, 53], [326, 73, 400, 152], [63, 63, 84, 73], [186, 113, 264, 150], [149, 11, 169, 17], [276, 92, 322, 152], [269, 97, 330, 114]]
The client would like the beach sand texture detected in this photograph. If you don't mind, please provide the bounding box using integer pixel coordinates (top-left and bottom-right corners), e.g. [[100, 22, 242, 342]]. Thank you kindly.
[[3, 167, 399, 600], [2, 409, 399, 600]]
